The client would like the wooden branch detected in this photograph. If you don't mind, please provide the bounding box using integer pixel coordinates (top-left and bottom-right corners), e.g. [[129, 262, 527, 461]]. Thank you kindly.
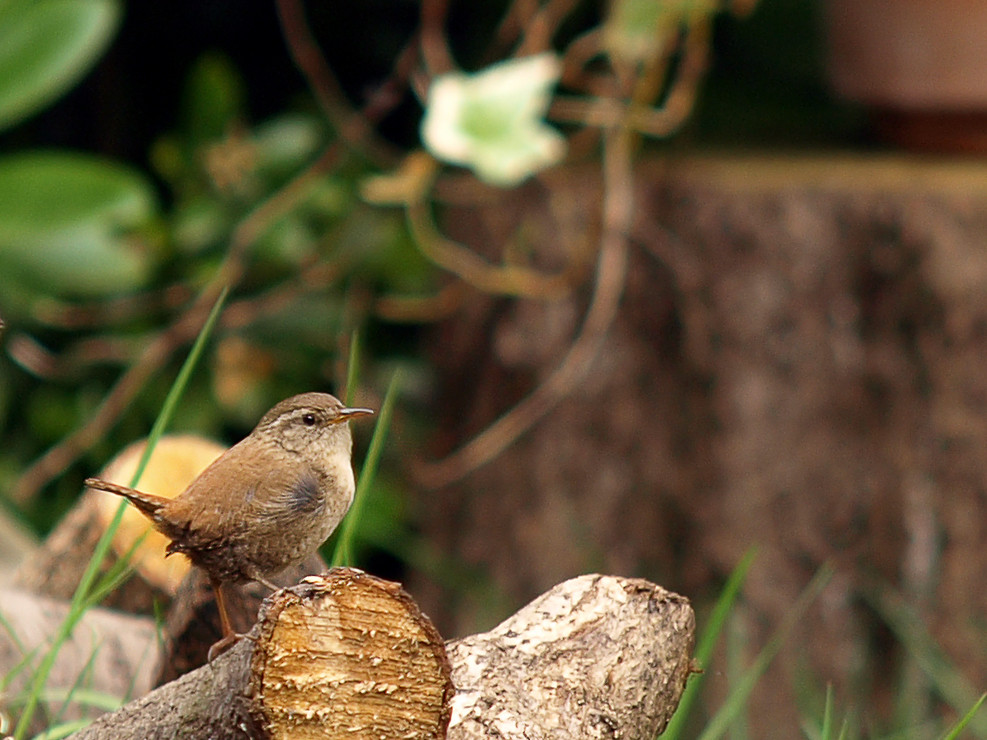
[[0, 587, 158, 734], [446, 574, 695, 740], [74, 569, 454, 739]]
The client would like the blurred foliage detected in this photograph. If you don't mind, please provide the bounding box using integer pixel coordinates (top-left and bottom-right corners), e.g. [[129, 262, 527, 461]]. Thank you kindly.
[[0, 14, 432, 554], [0, 152, 158, 306], [0, 0, 121, 132], [3, 3, 966, 738], [0, 0, 855, 575]]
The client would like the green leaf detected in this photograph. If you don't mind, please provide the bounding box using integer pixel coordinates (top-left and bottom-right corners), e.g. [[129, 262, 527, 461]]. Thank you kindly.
[[0, 0, 121, 132], [182, 52, 245, 144], [0, 151, 157, 298], [254, 114, 324, 178]]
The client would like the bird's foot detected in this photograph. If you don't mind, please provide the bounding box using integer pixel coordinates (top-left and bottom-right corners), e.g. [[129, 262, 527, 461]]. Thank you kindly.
[[207, 631, 257, 663]]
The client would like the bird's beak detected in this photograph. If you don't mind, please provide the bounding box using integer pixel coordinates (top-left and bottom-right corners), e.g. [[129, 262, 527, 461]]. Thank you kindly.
[[337, 406, 374, 422]]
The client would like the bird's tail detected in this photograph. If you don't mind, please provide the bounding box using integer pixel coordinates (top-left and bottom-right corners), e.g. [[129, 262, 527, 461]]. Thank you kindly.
[[84, 477, 170, 520]]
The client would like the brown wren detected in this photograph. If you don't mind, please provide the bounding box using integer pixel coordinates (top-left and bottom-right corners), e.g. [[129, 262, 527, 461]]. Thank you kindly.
[[85, 392, 373, 658]]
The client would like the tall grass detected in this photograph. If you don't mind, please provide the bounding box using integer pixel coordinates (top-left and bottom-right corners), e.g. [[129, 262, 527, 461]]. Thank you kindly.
[[11, 288, 228, 739], [331, 365, 402, 568], [663, 555, 987, 740]]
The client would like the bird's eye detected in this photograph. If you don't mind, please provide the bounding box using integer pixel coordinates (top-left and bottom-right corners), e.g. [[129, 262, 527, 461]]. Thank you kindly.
[[302, 413, 317, 426]]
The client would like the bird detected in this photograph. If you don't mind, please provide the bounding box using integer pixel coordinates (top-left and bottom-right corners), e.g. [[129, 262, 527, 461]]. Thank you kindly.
[[85, 392, 373, 659]]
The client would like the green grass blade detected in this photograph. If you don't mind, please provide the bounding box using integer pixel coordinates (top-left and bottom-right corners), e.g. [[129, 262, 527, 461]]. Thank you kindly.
[[942, 693, 987, 740], [726, 610, 750, 740], [345, 330, 360, 406], [835, 716, 850, 740], [0, 608, 26, 656], [696, 563, 834, 740], [1, 645, 41, 693], [29, 717, 93, 740], [12, 286, 227, 739], [129, 286, 229, 490], [48, 641, 99, 730], [83, 530, 147, 610], [331, 369, 401, 567], [821, 684, 834, 740], [661, 547, 757, 740], [865, 580, 987, 738]]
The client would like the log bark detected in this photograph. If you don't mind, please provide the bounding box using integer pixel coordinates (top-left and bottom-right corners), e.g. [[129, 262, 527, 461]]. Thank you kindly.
[[154, 553, 328, 686], [446, 574, 695, 740]]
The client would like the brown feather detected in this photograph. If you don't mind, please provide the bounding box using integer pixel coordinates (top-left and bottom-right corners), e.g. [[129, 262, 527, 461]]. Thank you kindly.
[[84, 477, 170, 520]]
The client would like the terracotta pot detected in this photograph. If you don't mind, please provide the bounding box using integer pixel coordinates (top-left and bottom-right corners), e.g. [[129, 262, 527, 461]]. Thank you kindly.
[[825, 0, 987, 151]]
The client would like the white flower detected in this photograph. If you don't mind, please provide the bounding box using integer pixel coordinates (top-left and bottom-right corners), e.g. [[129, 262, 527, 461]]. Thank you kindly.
[[421, 53, 567, 187]]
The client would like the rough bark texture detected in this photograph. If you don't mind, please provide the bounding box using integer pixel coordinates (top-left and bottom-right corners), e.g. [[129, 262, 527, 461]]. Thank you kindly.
[[446, 574, 695, 740], [414, 153, 987, 731], [0, 587, 158, 734], [76, 569, 454, 740]]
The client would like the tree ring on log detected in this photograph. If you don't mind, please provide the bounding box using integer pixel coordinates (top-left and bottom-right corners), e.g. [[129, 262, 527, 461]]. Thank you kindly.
[[249, 568, 454, 739]]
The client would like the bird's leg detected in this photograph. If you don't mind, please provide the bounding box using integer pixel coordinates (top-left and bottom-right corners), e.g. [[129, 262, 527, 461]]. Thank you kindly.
[[255, 575, 280, 592], [207, 578, 250, 662]]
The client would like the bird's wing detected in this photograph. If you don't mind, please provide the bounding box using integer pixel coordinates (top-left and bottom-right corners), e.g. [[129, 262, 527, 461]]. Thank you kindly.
[[157, 445, 272, 547], [246, 466, 324, 532]]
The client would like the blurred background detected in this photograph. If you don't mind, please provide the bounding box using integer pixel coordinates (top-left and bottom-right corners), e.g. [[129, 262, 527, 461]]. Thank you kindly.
[[3, 0, 987, 737]]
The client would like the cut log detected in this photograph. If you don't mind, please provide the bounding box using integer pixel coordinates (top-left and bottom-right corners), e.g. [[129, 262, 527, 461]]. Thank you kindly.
[[446, 574, 695, 740], [73, 569, 454, 740]]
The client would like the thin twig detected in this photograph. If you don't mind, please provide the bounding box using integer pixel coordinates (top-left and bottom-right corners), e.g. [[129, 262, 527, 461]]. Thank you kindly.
[[275, 0, 385, 164], [490, 0, 540, 57], [414, 122, 634, 489], [275, 0, 407, 165], [550, 20, 712, 138], [11, 308, 203, 505], [406, 197, 576, 299], [6, 333, 141, 379], [420, 0, 455, 75], [374, 283, 466, 323], [275, 0, 351, 126], [31, 283, 193, 330], [559, 28, 619, 98], [515, 0, 583, 57]]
